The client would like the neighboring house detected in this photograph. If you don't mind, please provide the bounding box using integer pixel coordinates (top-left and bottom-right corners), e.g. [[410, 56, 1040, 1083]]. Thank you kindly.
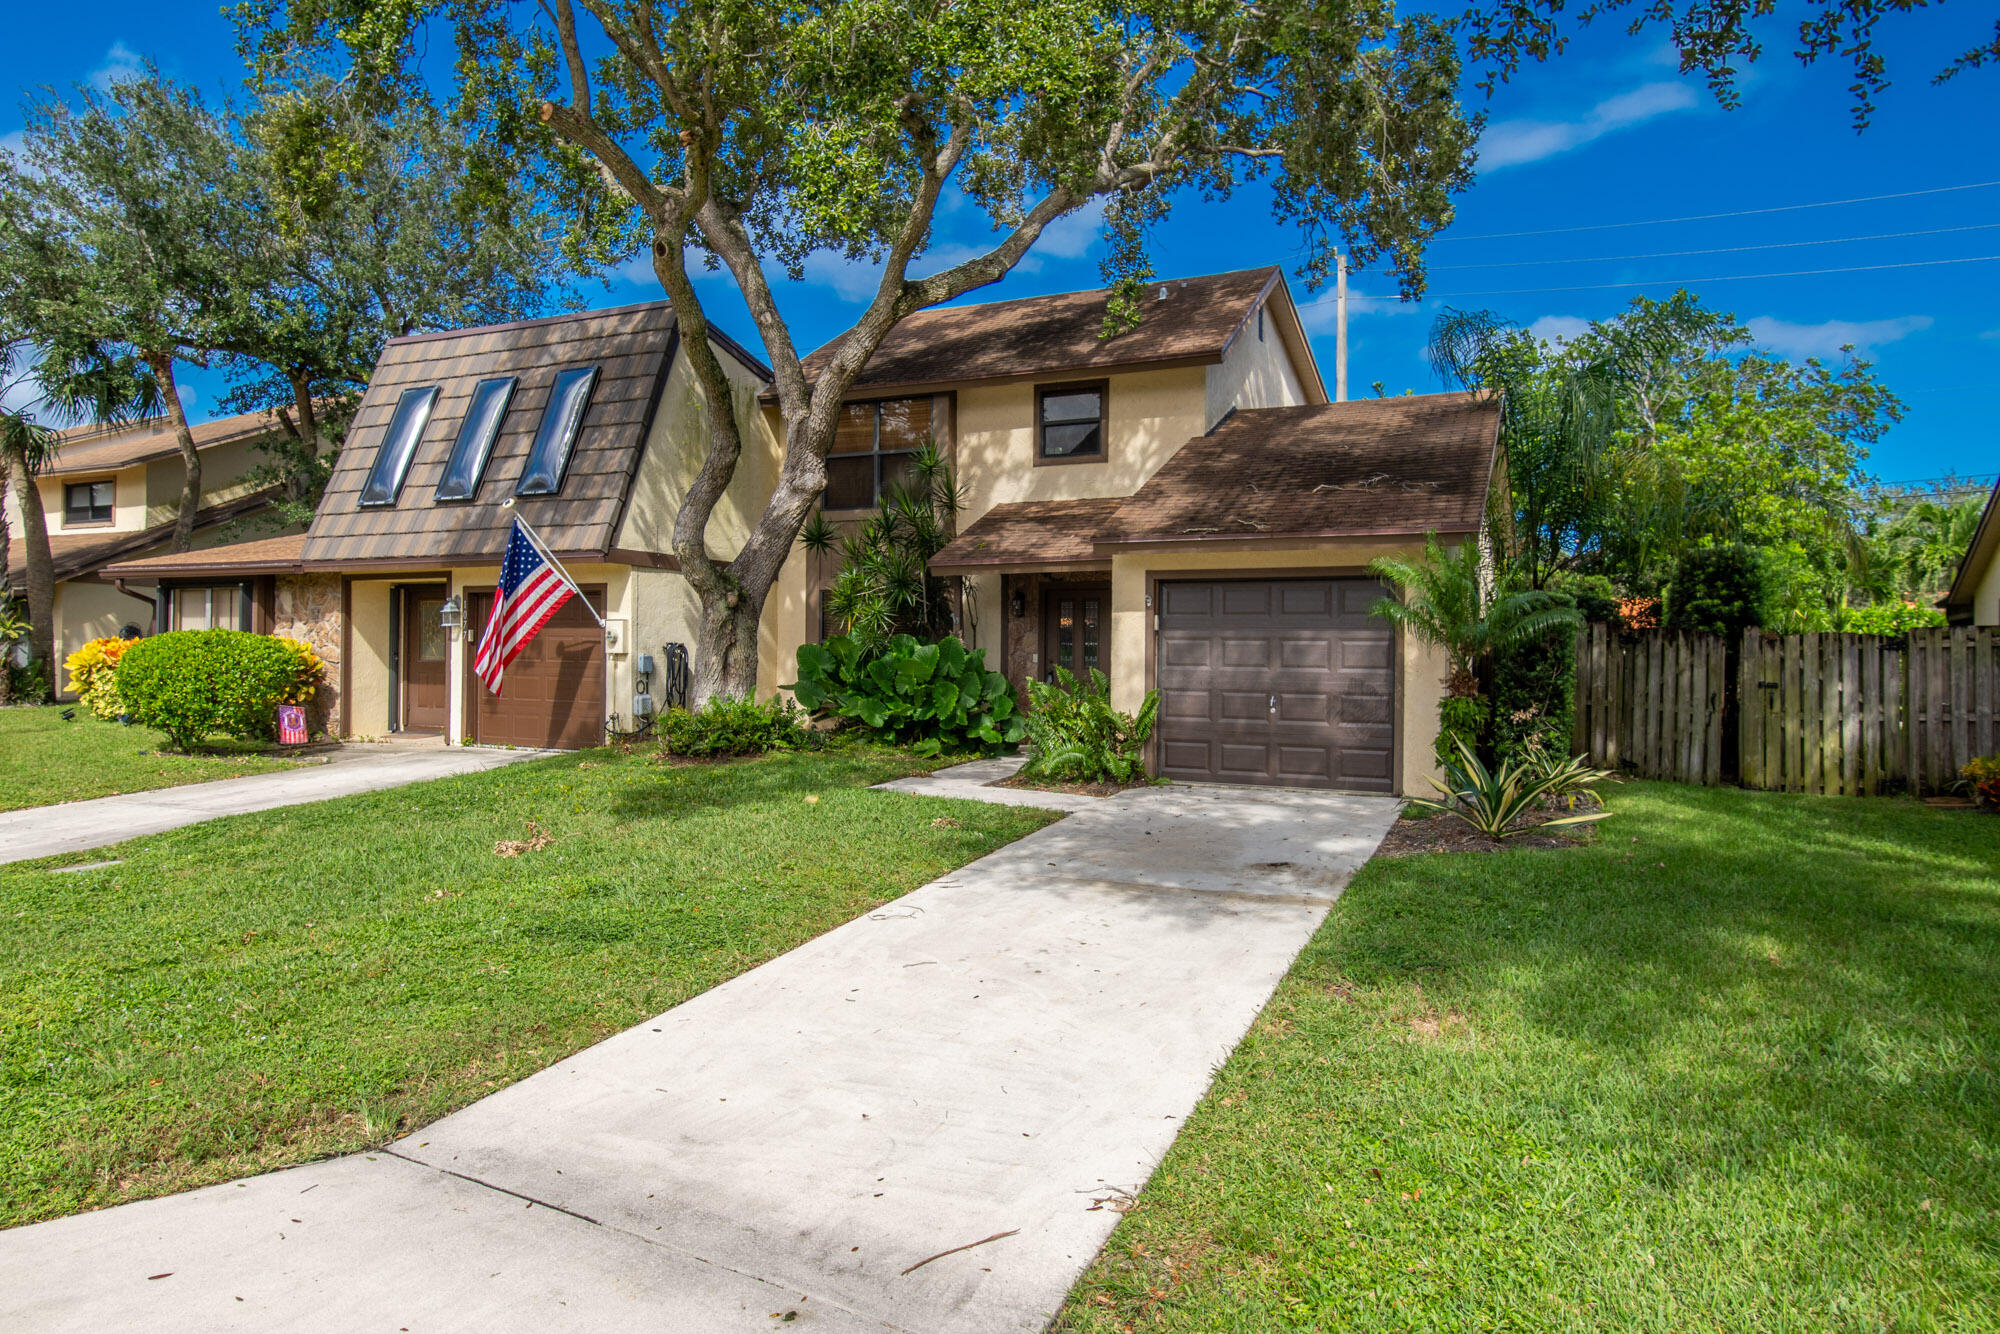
[[1942, 476, 2000, 626], [104, 267, 1502, 795], [3, 410, 298, 691]]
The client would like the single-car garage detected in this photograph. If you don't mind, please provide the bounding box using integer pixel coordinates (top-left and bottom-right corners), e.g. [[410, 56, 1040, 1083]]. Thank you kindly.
[[465, 586, 608, 749], [1155, 577, 1395, 791]]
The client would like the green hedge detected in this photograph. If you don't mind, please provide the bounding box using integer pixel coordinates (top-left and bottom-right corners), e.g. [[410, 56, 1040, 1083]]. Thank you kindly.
[[656, 695, 819, 758], [115, 631, 320, 752], [1488, 591, 1577, 766]]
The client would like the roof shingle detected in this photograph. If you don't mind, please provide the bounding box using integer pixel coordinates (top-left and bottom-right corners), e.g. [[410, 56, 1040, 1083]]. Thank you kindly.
[[799, 267, 1283, 395], [929, 498, 1124, 572], [1099, 394, 1500, 546], [41, 409, 291, 478]]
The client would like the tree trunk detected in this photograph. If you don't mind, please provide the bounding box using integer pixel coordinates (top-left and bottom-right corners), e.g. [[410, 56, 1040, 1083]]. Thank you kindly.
[[149, 353, 202, 553], [7, 449, 56, 697]]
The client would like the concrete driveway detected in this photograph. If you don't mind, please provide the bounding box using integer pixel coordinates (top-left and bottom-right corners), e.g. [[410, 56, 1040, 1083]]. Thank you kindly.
[[0, 739, 554, 866], [0, 764, 1399, 1333]]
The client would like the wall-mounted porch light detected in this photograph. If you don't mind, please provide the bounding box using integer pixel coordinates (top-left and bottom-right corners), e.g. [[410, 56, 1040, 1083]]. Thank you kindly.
[[439, 594, 463, 640], [1010, 587, 1026, 618]]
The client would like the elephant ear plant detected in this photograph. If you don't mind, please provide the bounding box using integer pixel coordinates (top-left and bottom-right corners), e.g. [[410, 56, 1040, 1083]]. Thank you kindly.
[[1412, 737, 1614, 839], [787, 633, 1024, 757]]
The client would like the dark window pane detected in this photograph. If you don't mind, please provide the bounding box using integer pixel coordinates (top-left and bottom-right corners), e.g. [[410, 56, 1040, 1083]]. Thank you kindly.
[[516, 367, 598, 496], [880, 451, 923, 499], [1082, 598, 1099, 671], [1057, 598, 1075, 672], [65, 482, 112, 523], [825, 455, 875, 510], [1041, 390, 1101, 424], [877, 397, 932, 451], [1041, 421, 1101, 458], [832, 403, 876, 454], [416, 598, 447, 661], [436, 376, 516, 501], [360, 386, 439, 506]]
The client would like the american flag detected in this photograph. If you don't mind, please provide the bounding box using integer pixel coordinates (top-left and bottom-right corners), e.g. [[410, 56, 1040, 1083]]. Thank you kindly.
[[473, 518, 579, 695]]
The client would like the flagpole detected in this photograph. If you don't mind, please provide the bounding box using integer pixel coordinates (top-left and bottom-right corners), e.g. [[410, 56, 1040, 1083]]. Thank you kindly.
[[499, 499, 606, 627]]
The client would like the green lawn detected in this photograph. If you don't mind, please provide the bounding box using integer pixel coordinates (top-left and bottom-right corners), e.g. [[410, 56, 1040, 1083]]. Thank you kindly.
[[1059, 784, 2000, 1332], [0, 705, 301, 812], [0, 744, 1057, 1226]]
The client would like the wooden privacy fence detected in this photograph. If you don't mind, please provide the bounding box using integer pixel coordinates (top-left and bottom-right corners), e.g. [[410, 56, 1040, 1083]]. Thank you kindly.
[[1573, 625, 1728, 784], [1572, 624, 2000, 796]]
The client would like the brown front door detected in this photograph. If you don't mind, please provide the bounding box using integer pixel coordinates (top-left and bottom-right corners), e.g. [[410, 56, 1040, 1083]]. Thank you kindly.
[[1155, 578, 1395, 791], [464, 586, 608, 750], [1042, 585, 1110, 685], [401, 588, 449, 734]]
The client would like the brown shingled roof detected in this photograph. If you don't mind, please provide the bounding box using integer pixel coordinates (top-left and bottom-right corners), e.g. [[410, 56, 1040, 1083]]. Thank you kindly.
[[103, 533, 308, 579], [798, 267, 1286, 395], [929, 498, 1124, 573], [1099, 394, 1500, 546], [42, 408, 291, 478], [301, 303, 681, 565], [5, 490, 282, 589]]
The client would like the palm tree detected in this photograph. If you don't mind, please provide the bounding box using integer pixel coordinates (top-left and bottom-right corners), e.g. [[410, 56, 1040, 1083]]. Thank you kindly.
[[1, 340, 62, 697], [1369, 534, 1579, 699]]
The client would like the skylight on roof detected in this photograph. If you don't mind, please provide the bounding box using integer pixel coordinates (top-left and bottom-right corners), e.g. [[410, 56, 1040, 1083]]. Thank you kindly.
[[358, 386, 439, 507], [515, 367, 599, 497], [435, 377, 516, 502]]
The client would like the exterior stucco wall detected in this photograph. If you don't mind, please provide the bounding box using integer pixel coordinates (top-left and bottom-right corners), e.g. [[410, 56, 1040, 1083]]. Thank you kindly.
[[1203, 305, 1307, 429], [142, 436, 271, 528], [1977, 552, 2000, 626], [615, 348, 778, 561], [31, 466, 151, 538], [953, 368, 1210, 527], [1107, 539, 1448, 797], [48, 581, 154, 696]]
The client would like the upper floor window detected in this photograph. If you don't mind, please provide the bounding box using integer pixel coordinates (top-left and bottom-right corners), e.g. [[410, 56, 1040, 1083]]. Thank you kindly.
[[64, 480, 114, 524], [827, 396, 932, 509], [436, 376, 516, 501], [1037, 382, 1106, 463], [359, 386, 439, 506], [516, 366, 599, 496]]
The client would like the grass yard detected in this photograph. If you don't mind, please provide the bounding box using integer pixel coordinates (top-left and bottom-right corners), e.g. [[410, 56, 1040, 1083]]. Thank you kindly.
[[1060, 783, 2000, 1332], [0, 743, 1057, 1226], [0, 705, 300, 812]]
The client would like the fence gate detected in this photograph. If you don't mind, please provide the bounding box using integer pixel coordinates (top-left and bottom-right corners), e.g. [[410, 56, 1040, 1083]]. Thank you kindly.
[[1738, 630, 1905, 796]]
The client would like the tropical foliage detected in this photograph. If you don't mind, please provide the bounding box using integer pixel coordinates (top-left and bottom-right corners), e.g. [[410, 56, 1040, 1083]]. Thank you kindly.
[[1019, 667, 1160, 786], [788, 634, 1023, 757], [1411, 737, 1614, 839], [1368, 535, 1580, 701], [63, 636, 138, 721], [801, 442, 966, 650]]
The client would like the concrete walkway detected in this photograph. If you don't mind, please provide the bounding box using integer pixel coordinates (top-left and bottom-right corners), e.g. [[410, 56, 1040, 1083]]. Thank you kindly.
[[0, 739, 554, 866], [0, 762, 1400, 1333]]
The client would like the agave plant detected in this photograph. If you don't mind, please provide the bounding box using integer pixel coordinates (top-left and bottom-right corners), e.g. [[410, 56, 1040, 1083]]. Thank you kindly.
[[1412, 737, 1613, 839]]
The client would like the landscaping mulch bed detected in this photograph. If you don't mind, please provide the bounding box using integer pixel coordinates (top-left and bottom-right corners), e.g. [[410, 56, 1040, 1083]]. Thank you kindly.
[[1375, 792, 1605, 857]]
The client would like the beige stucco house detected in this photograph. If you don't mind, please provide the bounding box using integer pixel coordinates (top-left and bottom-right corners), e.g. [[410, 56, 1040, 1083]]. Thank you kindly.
[[1943, 477, 2000, 626], [4, 410, 298, 691], [105, 267, 1501, 795]]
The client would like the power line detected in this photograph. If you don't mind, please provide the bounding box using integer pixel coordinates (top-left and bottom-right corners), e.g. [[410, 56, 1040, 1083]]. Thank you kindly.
[[1438, 179, 2000, 243], [1433, 222, 2000, 271], [1303, 253, 2000, 305]]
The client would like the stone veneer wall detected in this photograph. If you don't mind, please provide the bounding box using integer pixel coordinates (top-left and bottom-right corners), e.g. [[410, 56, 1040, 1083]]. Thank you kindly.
[[274, 574, 343, 737]]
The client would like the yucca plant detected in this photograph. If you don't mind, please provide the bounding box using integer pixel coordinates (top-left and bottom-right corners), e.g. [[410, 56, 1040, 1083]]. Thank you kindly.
[[801, 439, 966, 650], [1411, 737, 1613, 838]]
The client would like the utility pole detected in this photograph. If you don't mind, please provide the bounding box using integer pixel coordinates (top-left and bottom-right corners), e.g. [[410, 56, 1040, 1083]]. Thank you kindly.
[[1335, 252, 1348, 403]]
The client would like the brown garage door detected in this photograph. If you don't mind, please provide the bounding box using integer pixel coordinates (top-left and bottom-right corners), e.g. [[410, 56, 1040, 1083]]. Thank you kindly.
[[466, 586, 607, 750], [1156, 578, 1394, 791]]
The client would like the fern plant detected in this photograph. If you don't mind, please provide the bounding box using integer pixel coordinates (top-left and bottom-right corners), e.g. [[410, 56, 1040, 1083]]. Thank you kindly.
[[1019, 666, 1160, 784], [1412, 737, 1613, 838]]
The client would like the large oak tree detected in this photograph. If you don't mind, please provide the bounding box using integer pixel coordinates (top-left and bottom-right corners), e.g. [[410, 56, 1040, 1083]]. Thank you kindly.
[[240, 0, 1482, 703]]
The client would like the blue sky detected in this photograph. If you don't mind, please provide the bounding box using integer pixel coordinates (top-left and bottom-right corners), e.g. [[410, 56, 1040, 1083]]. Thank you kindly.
[[5, 7, 1997, 482]]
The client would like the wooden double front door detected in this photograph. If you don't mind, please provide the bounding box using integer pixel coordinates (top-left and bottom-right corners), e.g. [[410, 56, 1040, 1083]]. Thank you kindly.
[[400, 587, 449, 734], [1042, 584, 1110, 685]]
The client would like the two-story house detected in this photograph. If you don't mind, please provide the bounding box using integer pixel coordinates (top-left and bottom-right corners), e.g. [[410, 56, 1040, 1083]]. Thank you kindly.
[[5, 409, 298, 689], [105, 266, 1501, 794]]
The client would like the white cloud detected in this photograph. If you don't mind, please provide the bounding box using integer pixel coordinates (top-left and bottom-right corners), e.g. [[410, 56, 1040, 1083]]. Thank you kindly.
[[1529, 315, 1592, 344], [1746, 314, 1933, 360], [1025, 199, 1105, 263], [89, 42, 145, 93], [1480, 81, 1699, 170]]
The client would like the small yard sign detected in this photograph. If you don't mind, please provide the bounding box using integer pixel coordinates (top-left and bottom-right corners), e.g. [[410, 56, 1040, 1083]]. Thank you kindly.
[[278, 704, 308, 746]]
